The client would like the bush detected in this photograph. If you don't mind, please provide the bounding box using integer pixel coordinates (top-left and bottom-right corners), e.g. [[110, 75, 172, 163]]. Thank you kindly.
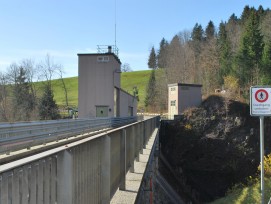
[[258, 153, 271, 177]]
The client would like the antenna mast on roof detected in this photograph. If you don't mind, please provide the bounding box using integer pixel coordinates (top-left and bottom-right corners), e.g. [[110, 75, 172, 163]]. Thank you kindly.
[[115, 0, 117, 48]]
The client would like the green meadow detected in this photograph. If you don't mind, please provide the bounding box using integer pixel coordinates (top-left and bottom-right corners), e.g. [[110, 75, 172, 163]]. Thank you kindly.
[[50, 70, 151, 109]]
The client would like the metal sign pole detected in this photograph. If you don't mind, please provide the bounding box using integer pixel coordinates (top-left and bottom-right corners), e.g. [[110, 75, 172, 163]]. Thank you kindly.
[[260, 116, 265, 204], [250, 87, 271, 203]]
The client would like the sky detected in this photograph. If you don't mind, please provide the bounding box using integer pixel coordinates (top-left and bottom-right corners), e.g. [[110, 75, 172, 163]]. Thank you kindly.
[[0, 0, 270, 78]]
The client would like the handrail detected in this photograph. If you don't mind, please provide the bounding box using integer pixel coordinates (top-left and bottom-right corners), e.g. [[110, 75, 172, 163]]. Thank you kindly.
[[0, 116, 139, 155]]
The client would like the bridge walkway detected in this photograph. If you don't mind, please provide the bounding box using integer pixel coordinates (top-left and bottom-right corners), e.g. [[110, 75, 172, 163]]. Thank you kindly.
[[110, 128, 157, 203]]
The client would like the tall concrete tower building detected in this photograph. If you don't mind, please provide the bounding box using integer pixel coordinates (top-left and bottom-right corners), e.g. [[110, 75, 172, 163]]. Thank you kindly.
[[78, 46, 137, 118]]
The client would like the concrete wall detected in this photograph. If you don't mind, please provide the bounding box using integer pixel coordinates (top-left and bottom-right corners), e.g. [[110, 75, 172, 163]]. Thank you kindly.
[[177, 85, 202, 113], [168, 83, 202, 117], [0, 117, 159, 204], [119, 89, 138, 117], [78, 53, 121, 118]]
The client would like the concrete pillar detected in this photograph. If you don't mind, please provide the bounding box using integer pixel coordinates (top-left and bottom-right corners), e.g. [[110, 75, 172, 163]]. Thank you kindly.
[[136, 123, 140, 162], [130, 126, 135, 173], [140, 123, 144, 154], [57, 150, 73, 204], [119, 129, 126, 190], [143, 122, 147, 149], [101, 135, 111, 204]]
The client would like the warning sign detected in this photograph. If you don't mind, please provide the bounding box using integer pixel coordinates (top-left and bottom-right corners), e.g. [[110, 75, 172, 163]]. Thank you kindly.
[[255, 89, 268, 102], [250, 86, 271, 116]]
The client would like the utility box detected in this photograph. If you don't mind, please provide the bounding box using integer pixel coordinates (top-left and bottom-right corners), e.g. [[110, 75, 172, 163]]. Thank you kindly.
[[168, 83, 202, 119]]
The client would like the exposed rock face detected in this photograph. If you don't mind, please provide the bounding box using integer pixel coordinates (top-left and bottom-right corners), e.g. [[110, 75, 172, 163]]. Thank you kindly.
[[160, 95, 271, 202]]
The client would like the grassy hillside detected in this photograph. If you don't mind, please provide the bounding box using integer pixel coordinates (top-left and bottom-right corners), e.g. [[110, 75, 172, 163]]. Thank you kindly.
[[50, 70, 151, 109], [51, 77, 78, 107], [121, 70, 151, 109], [210, 177, 271, 204]]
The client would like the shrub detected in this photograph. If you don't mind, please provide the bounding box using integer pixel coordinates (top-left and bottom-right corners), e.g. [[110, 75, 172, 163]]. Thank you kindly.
[[184, 124, 192, 130], [258, 153, 271, 177]]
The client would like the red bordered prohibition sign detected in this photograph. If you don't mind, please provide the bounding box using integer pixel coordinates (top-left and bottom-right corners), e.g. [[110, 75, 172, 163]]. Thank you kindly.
[[255, 89, 269, 103]]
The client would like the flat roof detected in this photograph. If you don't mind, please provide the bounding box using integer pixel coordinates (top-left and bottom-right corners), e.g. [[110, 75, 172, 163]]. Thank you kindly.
[[77, 53, 121, 64], [168, 83, 202, 87]]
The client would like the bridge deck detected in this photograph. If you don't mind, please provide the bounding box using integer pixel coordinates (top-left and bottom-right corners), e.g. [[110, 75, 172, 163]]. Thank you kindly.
[[110, 128, 157, 203]]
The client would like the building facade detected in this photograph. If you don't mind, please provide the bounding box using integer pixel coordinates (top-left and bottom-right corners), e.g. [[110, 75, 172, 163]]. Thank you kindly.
[[78, 48, 137, 118], [168, 83, 202, 118]]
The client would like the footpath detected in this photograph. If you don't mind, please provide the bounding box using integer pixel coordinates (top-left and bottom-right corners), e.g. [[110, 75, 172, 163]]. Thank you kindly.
[[110, 128, 157, 204]]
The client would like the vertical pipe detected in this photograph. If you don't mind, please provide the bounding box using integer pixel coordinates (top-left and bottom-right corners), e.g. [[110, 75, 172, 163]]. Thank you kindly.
[[260, 116, 264, 204]]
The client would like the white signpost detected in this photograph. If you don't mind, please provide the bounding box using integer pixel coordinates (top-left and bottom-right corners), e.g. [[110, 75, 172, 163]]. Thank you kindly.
[[250, 86, 271, 204]]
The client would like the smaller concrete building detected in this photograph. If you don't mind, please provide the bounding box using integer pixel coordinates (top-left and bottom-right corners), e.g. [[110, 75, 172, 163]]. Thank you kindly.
[[168, 83, 202, 118]]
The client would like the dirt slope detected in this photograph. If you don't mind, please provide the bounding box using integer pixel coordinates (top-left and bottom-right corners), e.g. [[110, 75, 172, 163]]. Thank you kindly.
[[160, 95, 271, 202]]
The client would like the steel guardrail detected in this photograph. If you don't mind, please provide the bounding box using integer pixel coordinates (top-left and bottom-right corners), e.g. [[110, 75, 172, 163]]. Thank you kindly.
[[0, 116, 139, 155]]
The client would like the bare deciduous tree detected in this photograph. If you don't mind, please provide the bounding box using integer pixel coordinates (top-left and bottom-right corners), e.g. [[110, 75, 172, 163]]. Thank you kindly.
[[5, 60, 37, 121], [37, 54, 61, 120], [56, 65, 69, 116], [200, 39, 220, 94], [121, 63, 132, 72], [0, 72, 9, 121], [38, 54, 61, 87]]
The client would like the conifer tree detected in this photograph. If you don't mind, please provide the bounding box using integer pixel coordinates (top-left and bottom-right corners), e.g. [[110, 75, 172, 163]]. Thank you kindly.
[[240, 5, 253, 25], [148, 47, 157, 69], [144, 70, 156, 109], [12, 66, 36, 121], [205, 21, 215, 40], [157, 38, 168, 68], [236, 9, 264, 89], [191, 23, 204, 83], [191, 23, 204, 42], [217, 22, 232, 84], [39, 84, 60, 120], [261, 41, 271, 83]]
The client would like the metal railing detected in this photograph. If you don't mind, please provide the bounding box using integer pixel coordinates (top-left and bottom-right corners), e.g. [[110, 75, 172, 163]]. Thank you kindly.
[[97, 45, 119, 56], [0, 116, 160, 204], [0, 116, 139, 155]]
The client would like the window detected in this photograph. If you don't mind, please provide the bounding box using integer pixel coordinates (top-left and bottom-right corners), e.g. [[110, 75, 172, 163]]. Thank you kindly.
[[170, 87, 176, 94], [97, 56, 109, 62], [170, 100, 176, 106], [103, 56, 109, 61]]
